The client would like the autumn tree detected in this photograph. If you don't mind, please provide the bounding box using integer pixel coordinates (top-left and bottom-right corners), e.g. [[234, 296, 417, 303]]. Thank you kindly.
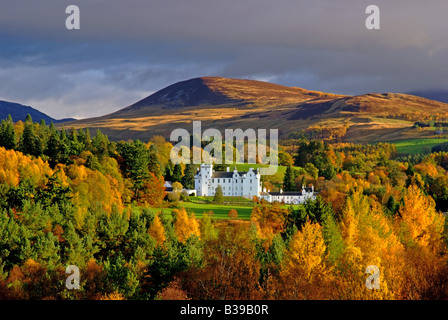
[[251, 203, 288, 247], [276, 220, 334, 299], [228, 209, 238, 219], [171, 181, 183, 193], [181, 223, 262, 300], [148, 214, 166, 246], [200, 212, 218, 242], [138, 172, 166, 206], [398, 184, 445, 251], [174, 208, 200, 243]]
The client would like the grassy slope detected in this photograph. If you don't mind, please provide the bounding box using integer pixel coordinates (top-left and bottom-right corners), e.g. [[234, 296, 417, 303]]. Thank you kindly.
[[182, 202, 254, 220], [392, 138, 448, 155]]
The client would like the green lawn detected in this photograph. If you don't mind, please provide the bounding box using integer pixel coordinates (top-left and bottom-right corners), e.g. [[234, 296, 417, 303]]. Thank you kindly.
[[181, 202, 254, 220], [142, 200, 302, 221], [391, 138, 448, 155]]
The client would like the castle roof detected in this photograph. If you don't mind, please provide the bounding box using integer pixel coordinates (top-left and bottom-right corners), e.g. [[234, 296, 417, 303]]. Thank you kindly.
[[210, 171, 234, 178]]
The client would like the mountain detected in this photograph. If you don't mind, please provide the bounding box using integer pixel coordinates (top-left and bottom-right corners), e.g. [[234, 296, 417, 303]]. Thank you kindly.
[[0, 100, 75, 124], [60, 77, 448, 143]]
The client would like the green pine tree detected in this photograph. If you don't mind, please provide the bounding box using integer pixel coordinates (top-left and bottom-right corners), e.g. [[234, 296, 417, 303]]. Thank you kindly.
[[172, 164, 183, 183], [181, 163, 197, 189], [19, 120, 41, 156], [0, 116, 16, 150], [213, 185, 224, 203], [148, 144, 161, 177], [282, 165, 296, 191]]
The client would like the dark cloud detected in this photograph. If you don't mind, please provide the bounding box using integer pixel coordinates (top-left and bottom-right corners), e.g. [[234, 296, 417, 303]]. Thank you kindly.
[[0, 0, 447, 118]]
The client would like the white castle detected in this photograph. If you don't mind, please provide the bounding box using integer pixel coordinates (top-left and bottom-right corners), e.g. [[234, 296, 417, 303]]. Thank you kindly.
[[194, 163, 262, 197], [194, 163, 316, 204]]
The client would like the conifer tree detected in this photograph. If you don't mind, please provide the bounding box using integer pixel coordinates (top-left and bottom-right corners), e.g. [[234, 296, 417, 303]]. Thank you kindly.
[[0, 116, 16, 150], [18, 118, 41, 156], [213, 185, 224, 203], [148, 144, 161, 177], [164, 163, 173, 182], [181, 163, 196, 189], [282, 165, 295, 191], [172, 164, 183, 183]]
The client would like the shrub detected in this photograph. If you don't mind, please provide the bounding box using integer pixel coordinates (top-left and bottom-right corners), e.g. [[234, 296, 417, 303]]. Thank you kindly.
[[228, 209, 238, 219]]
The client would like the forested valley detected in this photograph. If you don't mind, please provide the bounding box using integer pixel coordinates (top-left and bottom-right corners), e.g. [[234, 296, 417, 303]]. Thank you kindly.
[[1, 115, 448, 300]]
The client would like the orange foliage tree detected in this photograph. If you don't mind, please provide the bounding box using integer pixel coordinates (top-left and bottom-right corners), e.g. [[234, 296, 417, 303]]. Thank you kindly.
[[138, 172, 166, 206]]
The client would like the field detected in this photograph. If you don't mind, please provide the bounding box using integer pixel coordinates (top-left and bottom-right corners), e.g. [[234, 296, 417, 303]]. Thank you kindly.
[[144, 195, 301, 220], [391, 138, 448, 155], [182, 202, 254, 219]]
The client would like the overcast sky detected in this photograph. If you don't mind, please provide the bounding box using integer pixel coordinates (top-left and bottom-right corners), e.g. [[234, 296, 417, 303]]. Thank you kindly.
[[0, 0, 447, 119]]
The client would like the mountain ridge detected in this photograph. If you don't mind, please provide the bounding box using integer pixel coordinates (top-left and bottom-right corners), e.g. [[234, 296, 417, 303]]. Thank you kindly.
[[59, 76, 448, 143], [0, 100, 75, 124]]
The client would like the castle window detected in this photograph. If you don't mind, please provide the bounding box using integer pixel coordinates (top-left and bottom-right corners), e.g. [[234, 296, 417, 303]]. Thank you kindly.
[[212, 179, 214, 183], [218, 179, 220, 183]]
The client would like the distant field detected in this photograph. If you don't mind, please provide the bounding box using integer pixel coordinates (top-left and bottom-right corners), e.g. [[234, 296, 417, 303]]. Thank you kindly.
[[391, 138, 448, 155]]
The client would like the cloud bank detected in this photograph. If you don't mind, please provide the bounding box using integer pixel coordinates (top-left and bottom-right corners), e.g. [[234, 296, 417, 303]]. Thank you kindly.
[[0, 0, 447, 118]]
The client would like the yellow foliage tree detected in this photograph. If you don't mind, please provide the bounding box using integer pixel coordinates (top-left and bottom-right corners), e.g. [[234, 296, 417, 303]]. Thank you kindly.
[[101, 290, 125, 300], [0, 147, 53, 187], [288, 221, 328, 280], [277, 220, 334, 299], [174, 208, 200, 243], [397, 184, 445, 252], [337, 189, 399, 299], [148, 214, 166, 246]]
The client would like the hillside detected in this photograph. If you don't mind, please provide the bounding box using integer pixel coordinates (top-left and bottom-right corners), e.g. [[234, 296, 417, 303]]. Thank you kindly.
[[60, 77, 448, 143], [0, 100, 74, 124]]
